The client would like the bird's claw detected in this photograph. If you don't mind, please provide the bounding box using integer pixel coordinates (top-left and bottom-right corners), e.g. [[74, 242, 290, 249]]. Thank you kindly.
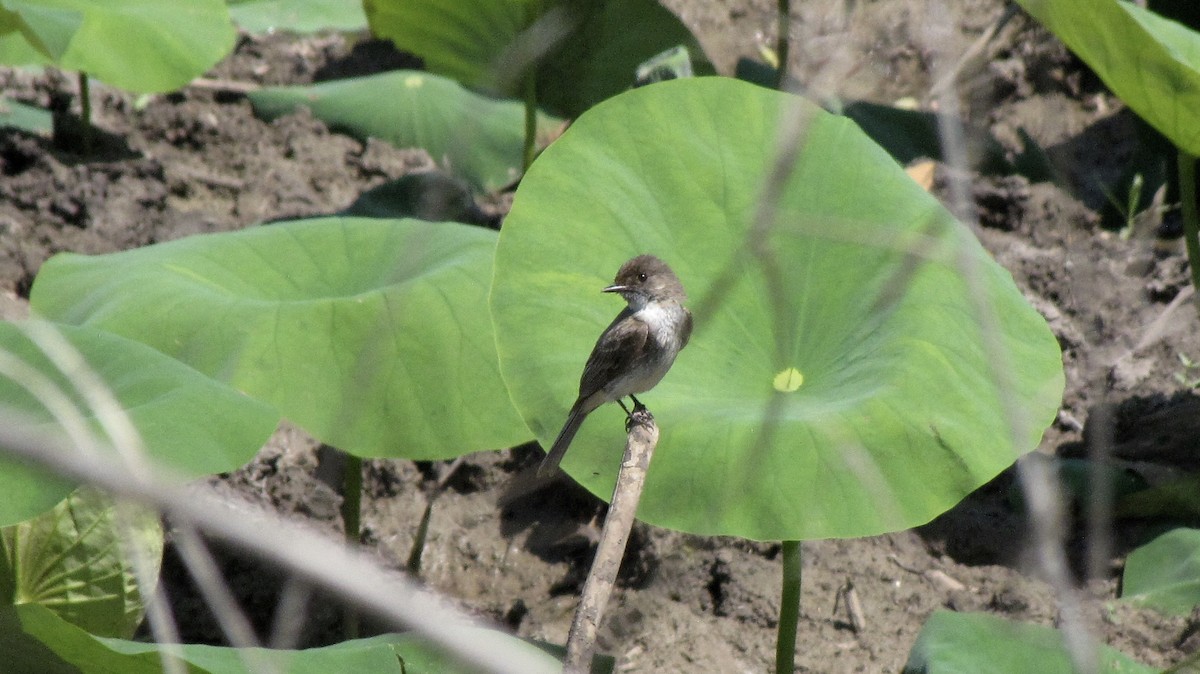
[[625, 406, 654, 432]]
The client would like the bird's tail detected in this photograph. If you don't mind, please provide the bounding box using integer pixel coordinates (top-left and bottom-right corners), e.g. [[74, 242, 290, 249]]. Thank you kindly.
[[538, 402, 588, 477]]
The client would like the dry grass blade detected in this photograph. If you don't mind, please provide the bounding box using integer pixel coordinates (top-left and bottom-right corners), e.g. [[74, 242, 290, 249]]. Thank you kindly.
[[922, 5, 1097, 671]]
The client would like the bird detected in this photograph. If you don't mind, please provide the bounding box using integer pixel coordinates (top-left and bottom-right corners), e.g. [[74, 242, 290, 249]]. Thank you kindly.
[[538, 254, 692, 476]]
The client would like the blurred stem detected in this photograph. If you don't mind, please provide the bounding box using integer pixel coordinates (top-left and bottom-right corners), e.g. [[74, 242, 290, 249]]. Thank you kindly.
[[78, 71, 93, 156], [522, 69, 537, 172], [341, 453, 363, 639], [1181, 151, 1200, 312], [775, 540, 802, 674], [775, 0, 790, 89]]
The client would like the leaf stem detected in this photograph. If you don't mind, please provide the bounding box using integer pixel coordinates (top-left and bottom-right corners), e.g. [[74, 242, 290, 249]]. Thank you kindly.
[[775, 0, 790, 89], [78, 71, 93, 156], [776, 540, 802, 673], [341, 452, 363, 639]]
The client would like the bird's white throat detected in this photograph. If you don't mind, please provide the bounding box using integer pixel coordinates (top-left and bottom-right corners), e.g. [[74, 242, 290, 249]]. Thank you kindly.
[[637, 300, 689, 349]]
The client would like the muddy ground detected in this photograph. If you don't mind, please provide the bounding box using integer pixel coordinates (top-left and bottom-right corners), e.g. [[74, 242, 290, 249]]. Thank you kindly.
[[2, 0, 1198, 671]]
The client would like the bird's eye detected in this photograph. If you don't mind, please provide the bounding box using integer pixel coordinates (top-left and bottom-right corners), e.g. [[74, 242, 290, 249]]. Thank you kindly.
[[637, 273, 647, 282]]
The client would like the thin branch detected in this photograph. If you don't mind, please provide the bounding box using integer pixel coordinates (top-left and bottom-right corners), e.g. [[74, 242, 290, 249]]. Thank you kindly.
[[563, 408, 659, 672]]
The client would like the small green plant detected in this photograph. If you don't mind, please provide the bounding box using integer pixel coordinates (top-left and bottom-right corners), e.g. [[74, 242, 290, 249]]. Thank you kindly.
[[1105, 172, 1145, 239], [1173, 352, 1200, 387]]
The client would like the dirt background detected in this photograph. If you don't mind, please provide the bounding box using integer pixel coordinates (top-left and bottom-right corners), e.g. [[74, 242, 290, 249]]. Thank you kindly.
[[2, 0, 1199, 671]]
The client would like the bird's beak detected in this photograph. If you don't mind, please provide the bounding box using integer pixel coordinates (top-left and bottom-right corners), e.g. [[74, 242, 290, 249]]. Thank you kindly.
[[602, 284, 627, 294]]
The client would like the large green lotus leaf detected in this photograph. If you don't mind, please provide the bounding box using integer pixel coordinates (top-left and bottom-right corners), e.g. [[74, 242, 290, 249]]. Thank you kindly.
[[0, 604, 192, 674], [492, 77, 1064, 540], [0, 0, 235, 92], [0, 322, 278, 526], [0, 14, 51, 67], [135, 631, 560, 674], [364, 0, 529, 87], [2, 488, 162, 639], [364, 0, 711, 117], [1121, 527, 1200, 616], [4, 604, 552, 673], [903, 611, 1154, 673], [248, 71, 562, 193], [1016, 0, 1200, 155], [0, 95, 52, 134], [30, 218, 530, 460], [228, 0, 365, 34]]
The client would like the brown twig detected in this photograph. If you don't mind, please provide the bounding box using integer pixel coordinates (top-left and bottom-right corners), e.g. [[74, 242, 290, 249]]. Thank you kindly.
[[563, 408, 659, 672]]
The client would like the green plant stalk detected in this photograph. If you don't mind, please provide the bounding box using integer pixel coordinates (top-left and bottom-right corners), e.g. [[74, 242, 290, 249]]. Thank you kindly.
[[775, 540, 801, 673], [78, 72, 93, 156], [406, 497, 433, 576], [522, 69, 537, 172], [341, 453, 363, 639], [1181, 151, 1200, 305], [775, 0, 790, 89]]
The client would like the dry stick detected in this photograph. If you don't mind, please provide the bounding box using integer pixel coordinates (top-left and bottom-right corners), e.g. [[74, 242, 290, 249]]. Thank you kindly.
[[563, 408, 659, 673], [0, 414, 559, 674]]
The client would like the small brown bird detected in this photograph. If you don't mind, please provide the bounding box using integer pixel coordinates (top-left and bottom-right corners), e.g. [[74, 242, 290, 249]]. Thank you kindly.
[[539, 255, 693, 476]]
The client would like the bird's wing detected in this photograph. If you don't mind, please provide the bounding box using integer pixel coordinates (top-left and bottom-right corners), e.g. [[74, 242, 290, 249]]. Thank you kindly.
[[577, 308, 649, 400], [680, 308, 693, 350]]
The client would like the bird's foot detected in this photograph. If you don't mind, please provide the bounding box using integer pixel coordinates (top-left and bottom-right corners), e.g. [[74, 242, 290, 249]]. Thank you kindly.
[[625, 404, 653, 432]]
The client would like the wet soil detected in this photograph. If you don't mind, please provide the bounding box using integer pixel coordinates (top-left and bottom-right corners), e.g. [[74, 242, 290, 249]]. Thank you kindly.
[[2, 1, 1198, 671]]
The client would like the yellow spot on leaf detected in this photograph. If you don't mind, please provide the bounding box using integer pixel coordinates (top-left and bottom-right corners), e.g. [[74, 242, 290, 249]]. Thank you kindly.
[[773, 367, 804, 392], [404, 75, 424, 88]]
